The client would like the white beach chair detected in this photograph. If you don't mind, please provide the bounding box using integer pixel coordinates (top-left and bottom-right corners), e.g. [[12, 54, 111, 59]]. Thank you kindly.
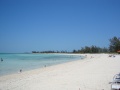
[[111, 73, 120, 90], [113, 73, 120, 80]]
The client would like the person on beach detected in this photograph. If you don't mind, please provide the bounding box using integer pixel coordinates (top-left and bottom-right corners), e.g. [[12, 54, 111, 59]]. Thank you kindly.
[[1, 58, 3, 62], [20, 69, 22, 73]]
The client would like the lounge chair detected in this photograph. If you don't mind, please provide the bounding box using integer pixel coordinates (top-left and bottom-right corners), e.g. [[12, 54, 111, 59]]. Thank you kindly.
[[111, 73, 120, 90]]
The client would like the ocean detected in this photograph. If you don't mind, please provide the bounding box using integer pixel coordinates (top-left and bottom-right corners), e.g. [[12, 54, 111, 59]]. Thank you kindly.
[[0, 53, 83, 76]]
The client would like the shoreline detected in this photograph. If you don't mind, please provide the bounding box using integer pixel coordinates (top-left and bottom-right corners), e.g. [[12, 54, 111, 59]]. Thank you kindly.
[[0, 53, 83, 76], [0, 53, 85, 77], [0, 54, 120, 90]]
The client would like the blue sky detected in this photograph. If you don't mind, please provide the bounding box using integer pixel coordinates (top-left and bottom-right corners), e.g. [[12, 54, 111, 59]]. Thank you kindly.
[[0, 0, 120, 53]]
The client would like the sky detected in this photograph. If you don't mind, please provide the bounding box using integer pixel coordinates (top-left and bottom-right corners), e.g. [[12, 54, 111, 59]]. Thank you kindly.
[[0, 0, 120, 53]]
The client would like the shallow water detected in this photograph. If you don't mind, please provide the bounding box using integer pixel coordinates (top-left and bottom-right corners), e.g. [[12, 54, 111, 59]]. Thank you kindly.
[[0, 53, 83, 76]]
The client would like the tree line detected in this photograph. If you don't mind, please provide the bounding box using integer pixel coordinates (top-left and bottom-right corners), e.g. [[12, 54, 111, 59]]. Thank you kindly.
[[32, 36, 120, 54], [32, 50, 68, 53], [73, 46, 109, 53]]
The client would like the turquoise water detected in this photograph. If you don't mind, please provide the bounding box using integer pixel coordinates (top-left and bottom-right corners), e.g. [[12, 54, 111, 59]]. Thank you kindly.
[[0, 53, 83, 76]]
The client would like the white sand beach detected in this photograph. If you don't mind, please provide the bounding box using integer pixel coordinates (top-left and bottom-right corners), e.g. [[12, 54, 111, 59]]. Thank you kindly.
[[0, 54, 120, 90]]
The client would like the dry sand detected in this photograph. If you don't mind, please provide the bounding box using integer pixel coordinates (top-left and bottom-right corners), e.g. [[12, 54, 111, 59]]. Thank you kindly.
[[0, 54, 120, 90]]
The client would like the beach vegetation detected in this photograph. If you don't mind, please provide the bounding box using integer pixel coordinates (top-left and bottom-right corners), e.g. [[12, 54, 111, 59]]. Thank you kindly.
[[109, 36, 120, 53], [32, 36, 120, 54], [32, 50, 69, 53], [72, 46, 109, 53], [32, 46, 109, 54]]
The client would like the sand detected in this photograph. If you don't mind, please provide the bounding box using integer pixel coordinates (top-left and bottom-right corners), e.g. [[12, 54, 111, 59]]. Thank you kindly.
[[0, 54, 120, 90]]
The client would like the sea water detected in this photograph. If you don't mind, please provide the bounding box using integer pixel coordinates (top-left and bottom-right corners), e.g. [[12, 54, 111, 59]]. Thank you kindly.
[[0, 53, 83, 76]]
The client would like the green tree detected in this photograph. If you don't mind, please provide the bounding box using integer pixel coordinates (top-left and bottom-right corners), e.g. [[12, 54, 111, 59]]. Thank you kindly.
[[109, 36, 120, 52], [73, 49, 77, 53], [91, 46, 98, 53]]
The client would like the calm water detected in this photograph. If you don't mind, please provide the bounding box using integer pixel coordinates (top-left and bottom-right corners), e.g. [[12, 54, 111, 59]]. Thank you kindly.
[[0, 53, 83, 76]]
